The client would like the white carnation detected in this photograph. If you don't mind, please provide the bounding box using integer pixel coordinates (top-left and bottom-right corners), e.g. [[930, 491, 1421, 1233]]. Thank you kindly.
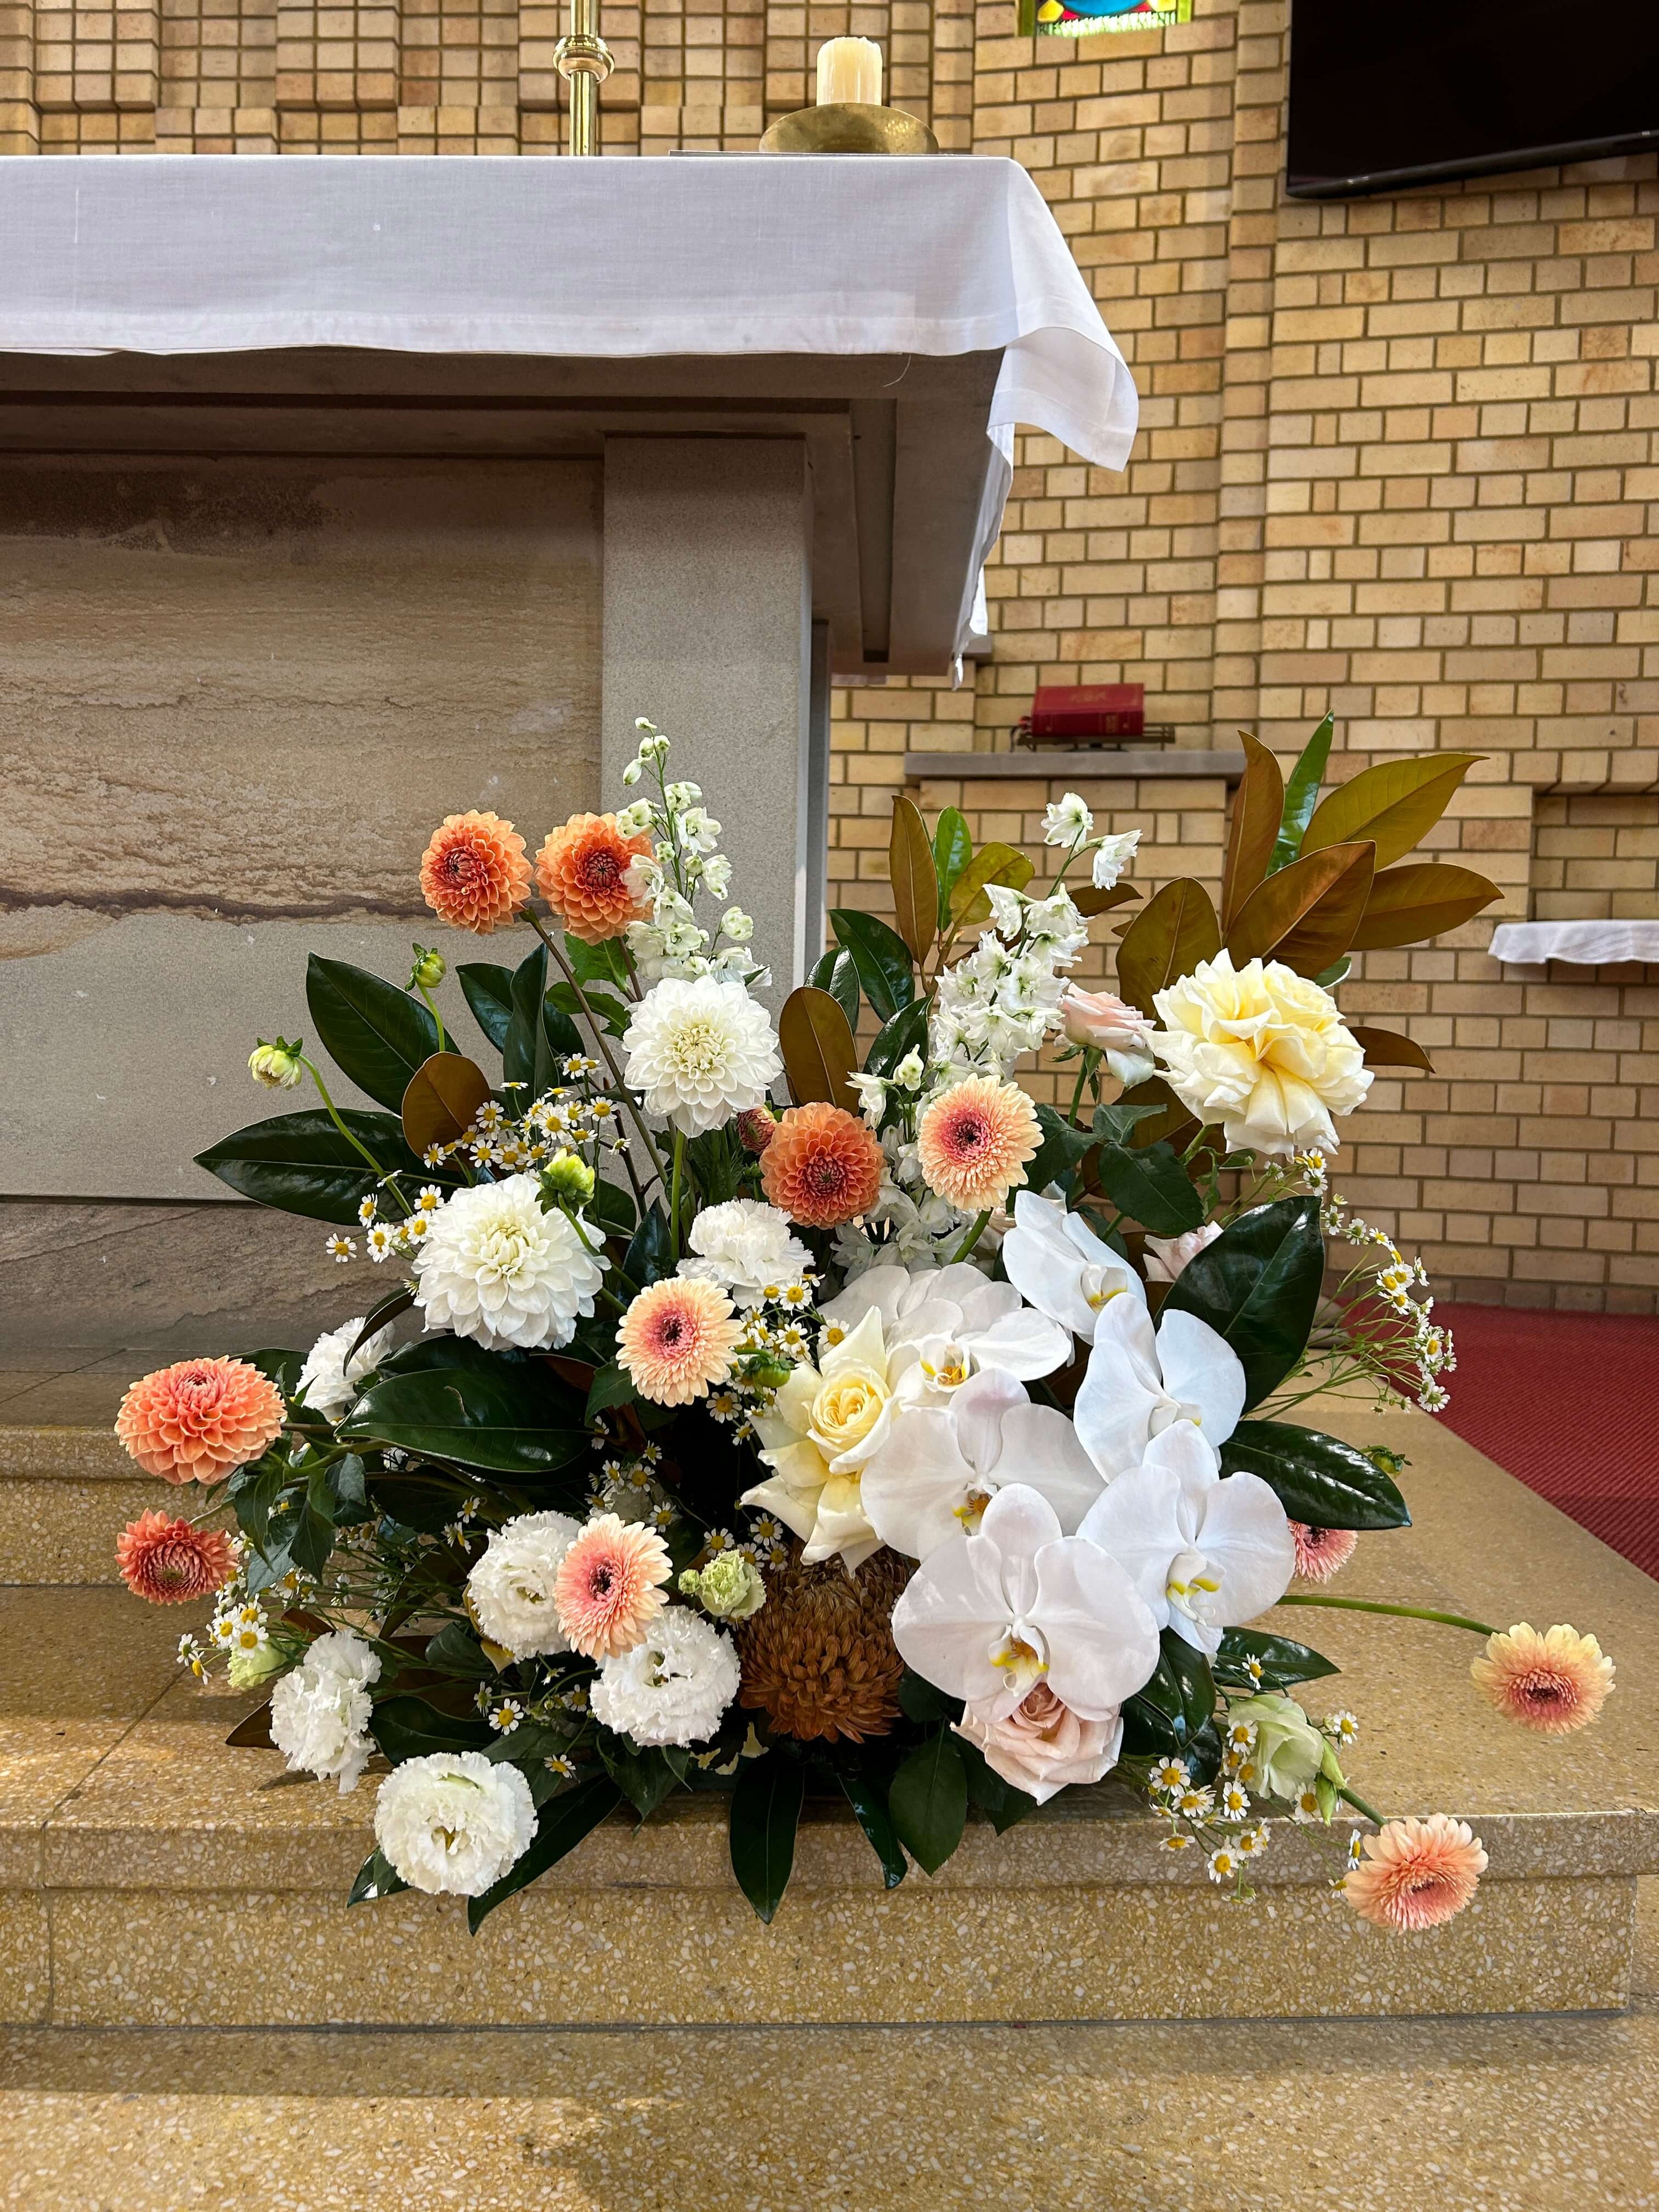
[[466, 1509, 582, 1659], [678, 1198, 810, 1308], [269, 1629, 381, 1794], [622, 974, 781, 1136], [413, 1175, 606, 1351], [590, 1608, 741, 1747], [373, 1750, 536, 1897], [296, 1315, 396, 1420]]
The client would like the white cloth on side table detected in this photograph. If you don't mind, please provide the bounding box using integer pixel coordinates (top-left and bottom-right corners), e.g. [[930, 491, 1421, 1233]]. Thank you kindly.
[[1489, 920, 1659, 967]]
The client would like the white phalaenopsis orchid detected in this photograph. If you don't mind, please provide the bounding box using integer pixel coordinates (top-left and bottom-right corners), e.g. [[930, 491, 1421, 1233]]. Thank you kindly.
[[1000, 1191, 1146, 1347], [1072, 1294, 1246, 1479], [862, 1366, 1104, 1561], [891, 1484, 1159, 1722], [1077, 1423, 1296, 1657], [817, 1262, 1070, 1405]]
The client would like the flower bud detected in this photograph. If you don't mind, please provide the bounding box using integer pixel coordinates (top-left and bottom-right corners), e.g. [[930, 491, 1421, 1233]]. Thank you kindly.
[[720, 907, 754, 943], [1142, 1222, 1222, 1284], [736, 1107, 776, 1155], [541, 1149, 597, 1207], [1060, 985, 1151, 1053], [249, 1038, 303, 1090], [409, 945, 447, 990], [679, 1551, 766, 1623]]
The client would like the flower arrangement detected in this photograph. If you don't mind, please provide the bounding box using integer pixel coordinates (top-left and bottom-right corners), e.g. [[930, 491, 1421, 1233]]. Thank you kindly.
[[114, 714, 1615, 1933]]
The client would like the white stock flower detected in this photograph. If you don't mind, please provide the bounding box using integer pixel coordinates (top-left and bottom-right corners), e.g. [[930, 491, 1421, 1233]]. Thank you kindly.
[[1152, 952, 1372, 1156], [818, 1261, 1069, 1406], [590, 1608, 741, 1746], [891, 1484, 1159, 1722], [1143, 1223, 1223, 1284], [414, 1175, 606, 1352], [1000, 1192, 1146, 1347], [985, 883, 1026, 938], [1073, 1294, 1246, 1479], [1043, 792, 1094, 846], [296, 1316, 396, 1420], [622, 974, 781, 1135], [1091, 828, 1141, 890], [373, 1751, 536, 1897], [862, 1365, 1104, 1559], [678, 1198, 810, 1309], [269, 1629, 380, 1794], [466, 1509, 582, 1659], [1078, 1422, 1295, 1658]]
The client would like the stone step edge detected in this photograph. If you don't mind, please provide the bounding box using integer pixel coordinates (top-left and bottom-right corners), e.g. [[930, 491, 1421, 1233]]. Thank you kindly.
[[0, 1426, 132, 1481]]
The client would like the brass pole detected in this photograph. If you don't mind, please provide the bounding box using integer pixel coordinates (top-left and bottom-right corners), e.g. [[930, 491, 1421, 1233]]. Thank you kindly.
[[554, 0, 613, 155]]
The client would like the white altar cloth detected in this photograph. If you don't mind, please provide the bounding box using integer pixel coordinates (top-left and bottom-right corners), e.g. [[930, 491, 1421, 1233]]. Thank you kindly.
[[1489, 920, 1659, 967], [0, 154, 1138, 471]]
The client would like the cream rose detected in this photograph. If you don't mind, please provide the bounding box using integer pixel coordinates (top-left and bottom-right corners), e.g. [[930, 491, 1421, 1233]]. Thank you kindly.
[[1150, 952, 1371, 1156], [956, 1682, 1123, 1806], [739, 1306, 893, 1570], [806, 1365, 890, 1460]]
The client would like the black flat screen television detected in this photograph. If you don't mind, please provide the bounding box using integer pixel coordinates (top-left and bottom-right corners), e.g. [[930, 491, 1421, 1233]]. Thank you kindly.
[[1287, 0, 1659, 200]]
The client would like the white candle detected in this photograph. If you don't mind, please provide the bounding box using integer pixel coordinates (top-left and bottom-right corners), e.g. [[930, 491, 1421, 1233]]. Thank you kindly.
[[815, 36, 882, 108]]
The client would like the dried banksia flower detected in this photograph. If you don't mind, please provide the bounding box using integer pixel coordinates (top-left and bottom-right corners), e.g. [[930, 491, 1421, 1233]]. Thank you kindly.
[[736, 1543, 910, 1744]]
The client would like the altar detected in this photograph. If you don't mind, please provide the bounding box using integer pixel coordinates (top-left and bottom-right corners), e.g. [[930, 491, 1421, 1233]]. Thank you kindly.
[[0, 153, 1136, 1240]]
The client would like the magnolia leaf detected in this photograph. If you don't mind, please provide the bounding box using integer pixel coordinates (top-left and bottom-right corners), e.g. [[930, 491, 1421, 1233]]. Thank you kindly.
[[457, 963, 515, 1054], [400, 1052, 492, 1158], [466, 1773, 623, 1932], [829, 909, 916, 1025], [888, 1730, 968, 1876], [947, 842, 1035, 931], [1214, 1626, 1340, 1689], [778, 985, 859, 1113], [1221, 733, 1285, 930], [1272, 713, 1334, 873], [1115, 879, 1222, 1019], [196, 1110, 424, 1226], [889, 795, 940, 965], [838, 1769, 908, 1889], [932, 806, 974, 924], [729, 1751, 805, 1923], [1348, 1025, 1434, 1073], [808, 946, 861, 1031], [1164, 1196, 1324, 1408], [1227, 842, 1373, 973], [1220, 1421, 1411, 1530], [1071, 881, 1140, 919], [306, 956, 442, 1112], [1302, 753, 1482, 870], [1348, 863, 1503, 951]]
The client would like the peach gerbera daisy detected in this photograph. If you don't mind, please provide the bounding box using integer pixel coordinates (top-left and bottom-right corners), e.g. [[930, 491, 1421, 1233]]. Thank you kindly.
[[535, 812, 653, 945], [1290, 1521, 1358, 1586], [116, 1357, 286, 1484], [617, 1276, 744, 1406], [553, 1514, 672, 1659], [420, 810, 531, 935], [916, 1076, 1040, 1214], [1470, 1622, 1615, 1736], [1343, 1812, 1488, 1932], [760, 1101, 884, 1229], [116, 1512, 237, 1604]]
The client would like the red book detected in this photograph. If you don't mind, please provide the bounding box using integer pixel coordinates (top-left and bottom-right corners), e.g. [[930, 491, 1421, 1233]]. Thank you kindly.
[[1019, 684, 1145, 740]]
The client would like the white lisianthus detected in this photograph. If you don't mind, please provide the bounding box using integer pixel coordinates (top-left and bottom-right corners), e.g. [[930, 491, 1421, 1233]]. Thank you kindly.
[[590, 1608, 741, 1746], [622, 974, 781, 1135], [296, 1316, 396, 1420], [466, 1509, 582, 1659], [1091, 828, 1141, 890], [413, 1175, 606, 1352], [1151, 952, 1372, 1156], [1000, 1192, 1146, 1348], [678, 1198, 811, 1309], [1043, 792, 1094, 847], [373, 1751, 536, 1897], [1072, 1293, 1246, 1480], [1223, 1692, 1327, 1801], [269, 1629, 381, 1794]]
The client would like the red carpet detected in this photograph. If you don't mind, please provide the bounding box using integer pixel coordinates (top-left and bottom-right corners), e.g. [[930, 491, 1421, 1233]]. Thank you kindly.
[[1432, 1305, 1659, 1580]]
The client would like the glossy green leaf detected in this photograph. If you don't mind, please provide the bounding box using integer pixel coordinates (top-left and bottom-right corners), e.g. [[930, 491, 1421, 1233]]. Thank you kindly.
[[306, 955, 442, 1112], [1089, 1138, 1206, 1237], [348, 1847, 410, 1907], [1115, 879, 1223, 1020], [1271, 712, 1334, 873], [1220, 1420, 1411, 1530], [424, 1622, 496, 1678], [565, 936, 632, 988], [830, 909, 916, 1025], [502, 946, 583, 1102], [1128, 1630, 1217, 1747], [600, 1739, 684, 1820], [888, 1729, 968, 1876], [586, 1173, 637, 1236], [729, 1750, 806, 1923], [1025, 1102, 1099, 1198], [898, 1668, 962, 1726], [246, 1348, 304, 1401], [863, 997, 930, 1079], [466, 1773, 623, 1932], [1214, 1626, 1340, 1691], [196, 1109, 423, 1225], [624, 1204, 675, 1290], [838, 1768, 907, 1888], [458, 963, 516, 1054], [809, 946, 862, 1032], [585, 1363, 637, 1422], [369, 1694, 494, 1763], [365, 1465, 472, 1535], [932, 805, 974, 925], [549, 981, 629, 1040], [1162, 1197, 1325, 1408], [958, 1738, 1037, 1834], [342, 1290, 415, 1376], [342, 1361, 589, 1477]]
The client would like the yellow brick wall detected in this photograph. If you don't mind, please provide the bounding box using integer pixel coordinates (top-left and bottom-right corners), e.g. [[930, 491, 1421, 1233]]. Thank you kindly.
[[3, 0, 1657, 1307]]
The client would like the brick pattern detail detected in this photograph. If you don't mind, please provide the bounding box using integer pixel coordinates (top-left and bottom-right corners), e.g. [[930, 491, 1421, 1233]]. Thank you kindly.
[[6, 0, 1659, 1307]]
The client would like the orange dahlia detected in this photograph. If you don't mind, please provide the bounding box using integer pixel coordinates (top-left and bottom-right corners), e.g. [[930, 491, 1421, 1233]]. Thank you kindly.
[[116, 1512, 237, 1604], [617, 1276, 744, 1407], [535, 812, 653, 944], [1470, 1622, 1614, 1736], [115, 1357, 286, 1484], [420, 810, 531, 935], [916, 1076, 1040, 1213], [760, 1101, 884, 1229], [1343, 1813, 1488, 1933]]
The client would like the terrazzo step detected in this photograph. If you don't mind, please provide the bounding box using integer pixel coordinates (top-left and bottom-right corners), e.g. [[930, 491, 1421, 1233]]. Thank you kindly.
[[0, 1426, 161, 1586]]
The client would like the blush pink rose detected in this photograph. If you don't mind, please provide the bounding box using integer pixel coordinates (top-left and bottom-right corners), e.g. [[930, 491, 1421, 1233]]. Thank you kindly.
[[1060, 985, 1153, 1053], [1142, 1222, 1223, 1284], [956, 1682, 1123, 1806]]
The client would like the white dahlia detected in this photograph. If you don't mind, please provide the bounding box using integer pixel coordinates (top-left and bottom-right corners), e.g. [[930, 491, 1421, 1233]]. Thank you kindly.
[[678, 1198, 811, 1308], [373, 1750, 536, 1897], [590, 1606, 741, 1747], [413, 1175, 606, 1352], [269, 1629, 381, 1794], [1151, 951, 1372, 1156], [466, 1509, 582, 1659], [622, 974, 781, 1136], [296, 1315, 396, 1420]]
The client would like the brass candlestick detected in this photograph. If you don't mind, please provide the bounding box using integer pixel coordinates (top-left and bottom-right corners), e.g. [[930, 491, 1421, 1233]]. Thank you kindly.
[[555, 0, 613, 156]]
